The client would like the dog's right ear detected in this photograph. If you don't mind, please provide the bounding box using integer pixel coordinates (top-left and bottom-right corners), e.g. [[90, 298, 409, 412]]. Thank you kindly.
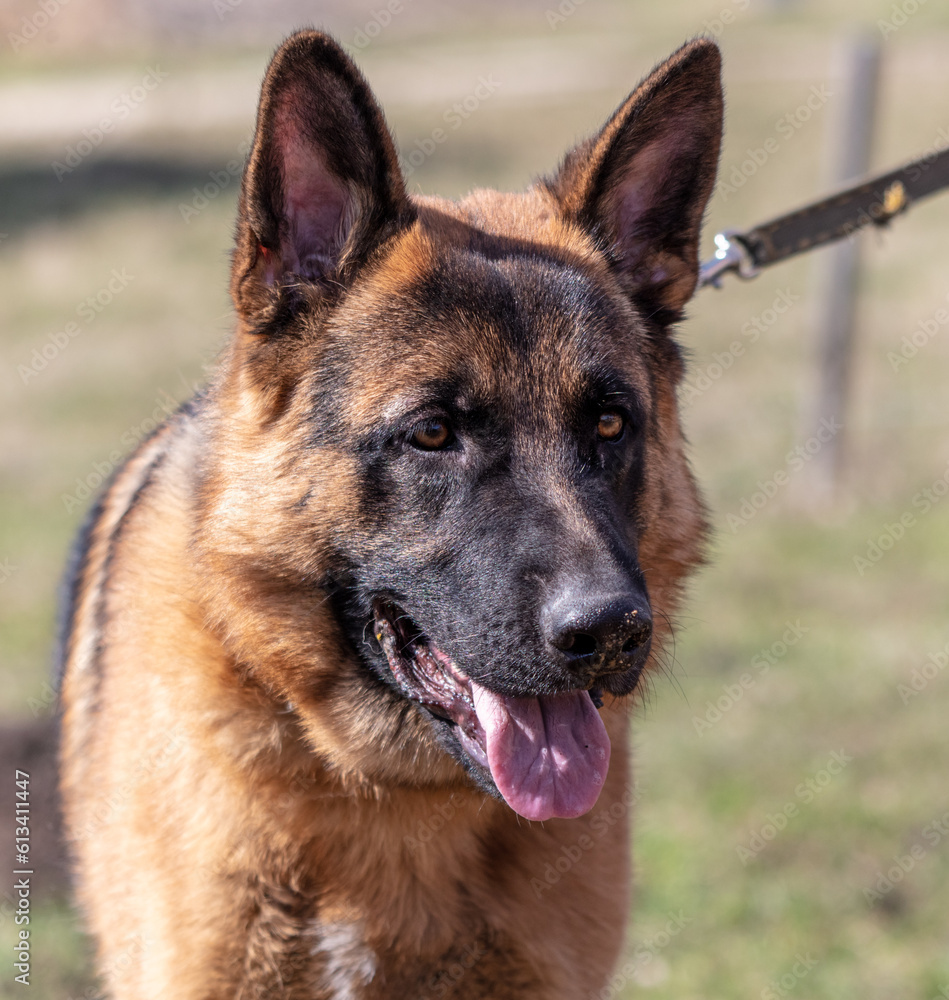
[[231, 31, 413, 329]]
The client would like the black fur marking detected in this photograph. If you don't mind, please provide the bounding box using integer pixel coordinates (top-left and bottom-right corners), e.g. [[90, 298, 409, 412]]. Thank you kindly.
[[86, 450, 169, 711], [54, 396, 204, 696]]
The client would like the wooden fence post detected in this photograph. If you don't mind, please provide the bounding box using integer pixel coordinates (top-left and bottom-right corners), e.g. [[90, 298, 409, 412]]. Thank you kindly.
[[806, 35, 882, 506]]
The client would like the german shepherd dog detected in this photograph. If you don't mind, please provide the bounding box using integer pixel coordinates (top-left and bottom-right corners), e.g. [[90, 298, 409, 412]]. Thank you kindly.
[[59, 30, 722, 999]]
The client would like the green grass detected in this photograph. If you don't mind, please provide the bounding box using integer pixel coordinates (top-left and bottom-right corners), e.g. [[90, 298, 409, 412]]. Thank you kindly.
[[629, 510, 949, 998], [0, 903, 91, 1000], [3, 2, 949, 996]]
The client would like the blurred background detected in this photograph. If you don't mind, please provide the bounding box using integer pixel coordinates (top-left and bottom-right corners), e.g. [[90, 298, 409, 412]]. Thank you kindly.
[[1, 0, 947, 996]]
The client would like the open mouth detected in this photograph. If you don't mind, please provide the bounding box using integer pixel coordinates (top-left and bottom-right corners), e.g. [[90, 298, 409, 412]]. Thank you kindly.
[[373, 600, 611, 821]]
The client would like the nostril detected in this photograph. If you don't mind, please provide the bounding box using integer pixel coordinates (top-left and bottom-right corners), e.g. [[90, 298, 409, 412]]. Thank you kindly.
[[621, 617, 653, 653], [544, 592, 652, 667], [565, 633, 597, 658]]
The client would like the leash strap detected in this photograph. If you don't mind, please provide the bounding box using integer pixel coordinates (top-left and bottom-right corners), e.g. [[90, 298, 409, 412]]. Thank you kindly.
[[700, 144, 949, 288]]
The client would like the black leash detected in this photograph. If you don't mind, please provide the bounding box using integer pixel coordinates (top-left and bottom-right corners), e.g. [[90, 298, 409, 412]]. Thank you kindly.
[[699, 144, 949, 288]]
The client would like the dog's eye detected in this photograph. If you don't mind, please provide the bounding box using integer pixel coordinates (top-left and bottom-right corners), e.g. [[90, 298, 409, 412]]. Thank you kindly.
[[410, 418, 453, 451], [596, 410, 625, 441]]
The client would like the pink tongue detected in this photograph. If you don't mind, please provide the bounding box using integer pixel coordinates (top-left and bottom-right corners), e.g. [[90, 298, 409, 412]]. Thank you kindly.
[[469, 682, 610, 821]]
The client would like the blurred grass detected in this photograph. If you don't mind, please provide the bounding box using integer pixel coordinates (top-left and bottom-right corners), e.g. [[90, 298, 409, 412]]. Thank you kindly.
[[2, 0, 949, 996]]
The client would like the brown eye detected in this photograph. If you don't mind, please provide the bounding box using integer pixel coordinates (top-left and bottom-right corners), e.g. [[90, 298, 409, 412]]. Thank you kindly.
[[410, 418, 452, 451], [596, 410, 625, 441]]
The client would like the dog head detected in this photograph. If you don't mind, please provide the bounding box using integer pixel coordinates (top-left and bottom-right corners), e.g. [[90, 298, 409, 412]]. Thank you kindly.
[[198, 31, 722, 820]]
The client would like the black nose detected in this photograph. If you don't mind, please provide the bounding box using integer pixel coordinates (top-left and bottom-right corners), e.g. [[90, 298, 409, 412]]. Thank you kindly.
[[542, 592, 653, 677]]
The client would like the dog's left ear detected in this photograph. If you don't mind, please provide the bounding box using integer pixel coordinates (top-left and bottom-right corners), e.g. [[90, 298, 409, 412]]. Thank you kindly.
[[548, 39, 723, 320]]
